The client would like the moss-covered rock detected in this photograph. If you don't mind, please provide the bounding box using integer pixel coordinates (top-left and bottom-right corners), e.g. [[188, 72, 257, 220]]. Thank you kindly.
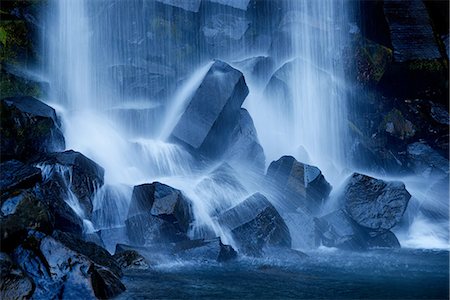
[[379, 108, 416, 140]]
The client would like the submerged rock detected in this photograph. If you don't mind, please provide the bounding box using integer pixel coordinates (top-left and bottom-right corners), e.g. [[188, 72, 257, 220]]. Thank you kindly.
[[126, 182, 193, 245], [173, 238, 237, 262], [343, 173, 411, 233], [218, 193, 291, 256], [266, 156, 332, 213], [170, 60, 249, 159], [113, 250, 150, 270], [0, 96, 65, 160]]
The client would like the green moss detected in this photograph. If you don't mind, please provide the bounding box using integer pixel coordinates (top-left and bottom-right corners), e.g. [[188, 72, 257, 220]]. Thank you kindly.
[[379, 109, 416, 140], [0, 68, 42, 98], [408, 59, 445, 72], [355, 37, 393, 84], [0, 20, 32, 65]]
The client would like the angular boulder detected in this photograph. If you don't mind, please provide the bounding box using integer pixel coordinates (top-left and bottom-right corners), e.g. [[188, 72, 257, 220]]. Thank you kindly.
[[233, 56, 275, 84], [407, 142, 449, 178], [170, 60, 249, 159], [218, 193, 291, 256], [225, 108, 265, 170], [343, 173, 411, 233], [266, 156, 332, 213], [0, 96, 65, 160], [0, 252, 34, 300], [34, 150, 105, 217], [126, 182, 193, 245], [315, 210, 401, 250], [0, 160, 42, 197], [12, 231, 125, 299]]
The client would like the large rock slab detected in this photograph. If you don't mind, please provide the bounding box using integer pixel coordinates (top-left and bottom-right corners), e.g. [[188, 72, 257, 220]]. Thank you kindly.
[[342, 173, 411, 233], [266, 156, 332, 213], [173, 238, 238, 262], [383, 0, 442, 62], [218, 193, 291, 256], [34, 150, 105, 217], [12, 231, 125, 299], [170, 60, 249, 158], [126, 182, 193, 245], [0, 96, 65, 160]]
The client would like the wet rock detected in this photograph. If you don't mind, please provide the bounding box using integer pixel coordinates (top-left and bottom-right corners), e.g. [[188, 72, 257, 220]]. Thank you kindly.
[[173, 238, 238, 262], [379, 108, 415, 140], [315, 210, 401, 250], [156, 0, 201, 12], [283, 210, 318, 249], [113, 250, 150, 270], [34, 150, 105, 217], [0, 190, 54, 252], [13, 231, 125, 299], [266, 156, 332, 213], [407, 142, 449, 177], [126, 182, 193, 245], [170, 60, 249, 159], [206, 0, 251, 11], [383, 0, 441, 62], [52, 230, 122, 277], [0, 96, 65, 160], [343, 173, 411, 233], [0, 252, 34, 300], [225, 108, 265, 170], [0, 160, 42, 197], [430, 103, 450, 126], [218, 193, 291, 256]]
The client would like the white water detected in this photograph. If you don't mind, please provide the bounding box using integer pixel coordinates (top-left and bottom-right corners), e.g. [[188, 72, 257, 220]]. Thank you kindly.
[[42, 0, 448, 250]]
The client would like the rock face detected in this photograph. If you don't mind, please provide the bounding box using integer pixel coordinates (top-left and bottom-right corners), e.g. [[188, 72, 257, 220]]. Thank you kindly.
[[0, 96, 65, 160], [170, 60, 249, 159], [218, 193, 291, 256], [12, 231, 125, 299], [343, 173, 411, 233], [0, 160, 42, 197], [407, 142, 449, 178], [383, 0, 442, 62], [126, 182, 193, 245], [266, 156, 332, 213], [35, 150, 105, 217]]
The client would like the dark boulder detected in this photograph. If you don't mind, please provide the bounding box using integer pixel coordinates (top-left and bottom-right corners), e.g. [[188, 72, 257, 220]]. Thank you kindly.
[[0, 160, 41, 197], [315, 210, 401, 250], [126, 182, 193, 245], [156, 0, 201, 12], [218, 193, 291, 256], [52, 230, 122, 277], [113, 250, 150, 270], [34, 150, 105, 217], [233, 56, 275, 84], [225, 108, 265, 170], [173, 238, 237, 262], [0, 96, 65, 160], [0, 252, 34, 300], [13, 231, 125, 299], [1, 190, 54, 252], [342, 173, 411, 233], [170, 60, 249, 159], [266, 156, 332, 213]]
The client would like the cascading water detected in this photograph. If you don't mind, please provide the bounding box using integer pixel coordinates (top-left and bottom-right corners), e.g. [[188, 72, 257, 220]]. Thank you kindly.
[[41, 0, 448, 253]]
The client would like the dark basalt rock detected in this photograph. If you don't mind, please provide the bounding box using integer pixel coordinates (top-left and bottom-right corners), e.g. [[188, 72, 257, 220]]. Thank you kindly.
[[52, 230, 122, 277], [315, 210, 401, 250], [0, 252, 34, 300], [233, 56, 275, 84], [170, 60, 249, 159], [218, 193, 291, 256], [343, 173, 411, 233], [126, 182, 193, 245], [173, 238, 237, 262], [156, 0, 201, 12], [0, 160, 42, 197], [407, 142, 449, 178], [113, 250, 150, 270], [0, 190, 54, 252], [33, 150, 105, 217], [12, 231, 125, 299], [0, 96, 65, 160], [225, 108, 265, 171], [266, 156, 332, 213]]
